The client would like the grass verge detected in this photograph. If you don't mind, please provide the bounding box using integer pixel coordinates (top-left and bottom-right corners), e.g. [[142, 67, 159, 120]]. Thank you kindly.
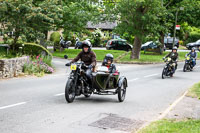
[[119, 51, 199, 63], [52, 49, 126, 61], [187, 82, 200, 99], [53, 49, 200, 64], [138, 119, 200, 133]]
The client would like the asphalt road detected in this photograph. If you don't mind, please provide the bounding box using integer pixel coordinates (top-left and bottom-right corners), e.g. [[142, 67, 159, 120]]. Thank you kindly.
[[0, 58, 200, 133]]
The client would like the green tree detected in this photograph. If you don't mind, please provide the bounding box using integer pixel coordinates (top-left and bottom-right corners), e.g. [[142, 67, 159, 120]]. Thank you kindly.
[[0, 0, 61, 50], [59, 0, 101, 37], [104, 0, 165, 59]]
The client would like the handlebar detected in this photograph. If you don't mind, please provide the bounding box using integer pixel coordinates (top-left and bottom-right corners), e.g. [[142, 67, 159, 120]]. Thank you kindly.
[[65, 61, 85, 67]]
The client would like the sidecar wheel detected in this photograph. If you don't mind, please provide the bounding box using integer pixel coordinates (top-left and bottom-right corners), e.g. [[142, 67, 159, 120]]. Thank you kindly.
[[65, 79, 76, 103], [118, 81, 126, 102]]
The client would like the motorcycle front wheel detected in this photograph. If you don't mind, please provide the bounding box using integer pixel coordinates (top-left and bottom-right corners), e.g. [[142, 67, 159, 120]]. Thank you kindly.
[[183, 64, 187, 72], [65, 79, 76, 103], [162, 67, 167, 79]]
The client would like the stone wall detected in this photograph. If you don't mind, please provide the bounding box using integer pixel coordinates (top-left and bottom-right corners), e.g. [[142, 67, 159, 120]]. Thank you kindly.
[[0, 56, 28, 79]]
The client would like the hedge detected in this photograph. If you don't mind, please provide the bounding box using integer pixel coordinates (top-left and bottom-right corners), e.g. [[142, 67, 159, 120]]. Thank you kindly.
[[17, 43, 52, 57]]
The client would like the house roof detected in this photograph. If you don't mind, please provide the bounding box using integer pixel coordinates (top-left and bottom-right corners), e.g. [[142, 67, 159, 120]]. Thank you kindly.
[[86, 21, 117, 30]]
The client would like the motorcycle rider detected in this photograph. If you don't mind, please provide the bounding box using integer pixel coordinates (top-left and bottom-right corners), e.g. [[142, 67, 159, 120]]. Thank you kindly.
[[187, 47, 197, 67], [66, 40, 96, 83], [163, 46, 179, 73], [102, 53, 116, 73]]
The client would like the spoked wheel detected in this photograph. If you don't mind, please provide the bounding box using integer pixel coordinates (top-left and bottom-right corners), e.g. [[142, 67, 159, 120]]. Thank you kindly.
[[65, 79, 76, 103], [118, 81, 127, 102], [190, 65, 193, 71], [183, 64, 187, 72], [162, 68, 167, 79]]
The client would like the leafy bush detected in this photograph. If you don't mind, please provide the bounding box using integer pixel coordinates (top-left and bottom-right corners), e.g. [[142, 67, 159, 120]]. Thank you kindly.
[[23, 55, 54, 77], [50, 32, 61, 44], [92, 29, 102, 47], [17, 43, 52, 57], [187, 32, 200, 43], [50, 32, 61, 50], [45, 40, 54, 46], [63, 32, 76, 46]]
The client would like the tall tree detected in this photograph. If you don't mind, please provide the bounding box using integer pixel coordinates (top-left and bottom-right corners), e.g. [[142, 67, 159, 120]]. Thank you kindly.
[[103, 0, 165, 59], [0, 0, 61, 50], [60, 0, 101, 36]]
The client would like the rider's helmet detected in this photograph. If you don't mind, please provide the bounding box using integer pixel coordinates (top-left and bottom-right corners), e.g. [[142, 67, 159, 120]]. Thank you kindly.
[[191, 47, 196, 52], [82, 40, 92, 52], [75, 37, 79, 41], [104, 53, 114, 63], [172, 46, 178, 52]]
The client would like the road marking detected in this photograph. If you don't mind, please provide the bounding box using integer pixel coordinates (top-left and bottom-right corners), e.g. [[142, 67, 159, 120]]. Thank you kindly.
[[128, 78, 139, 82], [54, 93, 65, 96], [144, 74, 159, 78], [177, 68, 182, 71], [0, 102, 27, 110]]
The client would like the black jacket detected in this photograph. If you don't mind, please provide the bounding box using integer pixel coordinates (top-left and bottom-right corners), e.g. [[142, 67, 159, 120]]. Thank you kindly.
[[102, 60, 116, 73], [165, 52, 179, 62]]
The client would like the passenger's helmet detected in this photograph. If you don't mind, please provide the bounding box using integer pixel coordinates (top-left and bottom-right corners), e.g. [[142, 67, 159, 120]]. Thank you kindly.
[[82, 40, 92, 52], [105, 53, 114, 63]]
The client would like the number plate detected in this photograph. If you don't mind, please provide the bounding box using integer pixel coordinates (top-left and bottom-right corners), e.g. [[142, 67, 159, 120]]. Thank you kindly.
[[70, 64, 77, 70]]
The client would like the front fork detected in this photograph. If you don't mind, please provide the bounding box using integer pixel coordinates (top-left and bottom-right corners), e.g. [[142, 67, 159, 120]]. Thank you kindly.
[[69, 71, 78, 92]]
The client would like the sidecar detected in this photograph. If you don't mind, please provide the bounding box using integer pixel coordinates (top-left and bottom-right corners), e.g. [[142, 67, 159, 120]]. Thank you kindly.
[[92, 66, 128, 102]]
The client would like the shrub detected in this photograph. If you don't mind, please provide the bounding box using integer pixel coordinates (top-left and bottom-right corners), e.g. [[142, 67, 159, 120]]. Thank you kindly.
[[23, 55, 54, 77], [17, 43, 52, 57], [50, 32, 61, 44], [63, 32, 76, 46], [50, 32, 61, 50], [188, 32, 200, 42]]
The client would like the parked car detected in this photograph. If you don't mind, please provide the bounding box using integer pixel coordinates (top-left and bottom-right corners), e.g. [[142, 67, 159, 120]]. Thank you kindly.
[[106, 39, 133, 51], [164, 37, 179, 49], [141, 41, 166, 51], [186, 40, 200, 50]]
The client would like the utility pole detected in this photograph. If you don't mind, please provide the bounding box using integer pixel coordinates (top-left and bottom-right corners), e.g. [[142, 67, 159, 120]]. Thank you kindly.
[[172, 9, 178, 48], [172, 7, 184, 48]]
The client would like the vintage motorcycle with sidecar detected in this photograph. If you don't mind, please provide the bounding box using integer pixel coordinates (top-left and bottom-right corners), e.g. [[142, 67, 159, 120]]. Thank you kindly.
[[64, 55, 128, 103]]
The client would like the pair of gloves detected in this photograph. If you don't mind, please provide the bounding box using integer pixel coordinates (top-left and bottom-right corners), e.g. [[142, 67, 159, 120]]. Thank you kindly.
[[65, 62, 93, 69]]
